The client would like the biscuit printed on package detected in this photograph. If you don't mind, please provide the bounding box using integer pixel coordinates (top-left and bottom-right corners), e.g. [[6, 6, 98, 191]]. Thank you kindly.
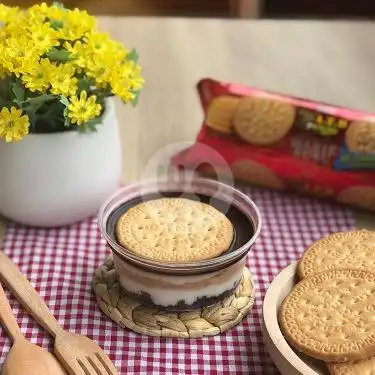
[[334, 121, 375, 170], [205, 96, 241, 134], [231, 160, 285, 190], [233, 97, 296, 146]]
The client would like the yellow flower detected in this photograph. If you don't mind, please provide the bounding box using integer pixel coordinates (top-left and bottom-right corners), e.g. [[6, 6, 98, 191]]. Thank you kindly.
[[58, 8, 96, 41], [0, 16, 27, 38], [21, 59, 52, 93], [111, 81, 134, 103], [64, 41, 88, 69], [120, 61, 145, 91], [26, 2, 63, 23], [47, 6, 65, 21], [86, 55, 114, 87], [0, 45, 8, 79], [32, 2, 64, 21], [13, 56, 38, 78], [68, 91, 102, 125], [49, 63, 78, 96], [0, 107, 30, 143], [1, 36, 40, 77], [0, 4, 20, 23], [28, 23, 60, 53], [110, 61, 145, 103], [85, 32, 111, 55], [27, 2, 50, 17], [84, 31, 128, 67]]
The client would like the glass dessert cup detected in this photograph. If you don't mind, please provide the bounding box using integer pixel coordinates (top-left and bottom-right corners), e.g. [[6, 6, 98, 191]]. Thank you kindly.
[[98, 177, 261, 311]]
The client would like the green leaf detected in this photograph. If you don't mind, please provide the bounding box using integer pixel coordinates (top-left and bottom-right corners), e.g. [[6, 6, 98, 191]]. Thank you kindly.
[[0, 98, 11, 108], [32, 101, 67, 133], [0, 77, 12, 99], [78, 116, 102, 133], [59, 95, 69, 107], [25, 109, 38, 133], [59, 96, 70, 125], [11, 81, 25, 105], [24, 94, 57, 113], [46, 47, 72, 63], [96, 96, 105, 109], [50, 19, 64, 30], [77, 77, 93, 93], [131, 90, 141, 107], [126, 48, 139, 63]]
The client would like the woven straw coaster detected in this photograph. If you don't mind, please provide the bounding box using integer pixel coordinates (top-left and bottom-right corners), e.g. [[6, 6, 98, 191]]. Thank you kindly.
[[93, 256, 255, 338]]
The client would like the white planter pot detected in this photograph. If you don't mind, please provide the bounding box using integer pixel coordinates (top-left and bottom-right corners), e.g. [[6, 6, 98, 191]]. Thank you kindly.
[[0, 99, 122, 227]]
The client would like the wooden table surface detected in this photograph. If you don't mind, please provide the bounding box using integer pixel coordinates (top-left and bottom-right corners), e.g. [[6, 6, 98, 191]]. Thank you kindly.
[[100, 17, 375, 229]]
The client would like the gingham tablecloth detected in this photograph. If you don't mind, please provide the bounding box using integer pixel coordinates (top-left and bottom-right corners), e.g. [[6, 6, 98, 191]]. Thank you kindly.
[[0, 187, 355, 375]]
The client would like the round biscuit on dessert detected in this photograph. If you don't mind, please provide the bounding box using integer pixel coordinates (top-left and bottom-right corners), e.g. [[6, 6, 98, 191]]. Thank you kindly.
[[115, 198, 234, 262]]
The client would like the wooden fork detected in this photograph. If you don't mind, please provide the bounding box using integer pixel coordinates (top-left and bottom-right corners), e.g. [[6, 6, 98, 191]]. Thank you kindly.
[[0, 251, 118, 375]]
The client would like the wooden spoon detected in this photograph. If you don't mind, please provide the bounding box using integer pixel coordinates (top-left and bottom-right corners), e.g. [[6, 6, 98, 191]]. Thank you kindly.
[[0, 251, 118, 375], [0, 282, 66, 375]]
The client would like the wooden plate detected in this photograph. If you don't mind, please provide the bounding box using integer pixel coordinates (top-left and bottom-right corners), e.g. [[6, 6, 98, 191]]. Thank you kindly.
[[262, 262, 329, 375]]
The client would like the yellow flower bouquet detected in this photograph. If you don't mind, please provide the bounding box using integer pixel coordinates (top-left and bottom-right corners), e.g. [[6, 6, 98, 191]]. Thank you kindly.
[[0, 2, 144, 143]]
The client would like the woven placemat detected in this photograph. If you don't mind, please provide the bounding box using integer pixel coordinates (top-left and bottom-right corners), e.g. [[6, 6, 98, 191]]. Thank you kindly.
[[93, 256, 255, 338]]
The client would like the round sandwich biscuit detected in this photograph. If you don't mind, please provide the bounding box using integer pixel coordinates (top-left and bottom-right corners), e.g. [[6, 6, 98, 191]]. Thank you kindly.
[[231, 160, 285, 190], [346, 121, 375, 154], [233, 96, 296, 146], [116, 198, 234, 262], [327, 357, 375, 375], [338, 186, 375, 212], [280, 268, 375, 363], [205, 95, 241, 134], [298, 230, 375, 279]]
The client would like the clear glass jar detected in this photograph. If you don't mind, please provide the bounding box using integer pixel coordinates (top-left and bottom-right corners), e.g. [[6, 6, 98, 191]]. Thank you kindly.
[[98, 177, 261, 310]]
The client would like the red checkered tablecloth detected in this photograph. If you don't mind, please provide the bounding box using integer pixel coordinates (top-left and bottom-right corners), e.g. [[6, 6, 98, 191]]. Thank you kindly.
[[0, 187, 355, 375]]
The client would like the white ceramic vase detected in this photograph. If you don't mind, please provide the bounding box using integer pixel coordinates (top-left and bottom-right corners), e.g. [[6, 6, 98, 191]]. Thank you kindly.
[[0, 99, 122, 227]]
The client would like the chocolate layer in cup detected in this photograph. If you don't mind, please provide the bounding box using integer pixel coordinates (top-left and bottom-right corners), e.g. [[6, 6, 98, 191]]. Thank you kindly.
[[113, 252, 245, 311]]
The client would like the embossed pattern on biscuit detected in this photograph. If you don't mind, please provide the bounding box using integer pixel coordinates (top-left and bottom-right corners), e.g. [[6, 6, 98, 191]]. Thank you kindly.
[[233, 97, 296, 146], [115, 198, 234, 262], [298, 230, 375, 279], [338, 186, 375, 211], [280, 269, 375, 363], [346, 122, 375, 153]]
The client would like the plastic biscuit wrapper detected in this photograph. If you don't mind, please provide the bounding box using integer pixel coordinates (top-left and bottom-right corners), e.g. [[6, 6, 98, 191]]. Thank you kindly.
[[171, 78, 375, 212]]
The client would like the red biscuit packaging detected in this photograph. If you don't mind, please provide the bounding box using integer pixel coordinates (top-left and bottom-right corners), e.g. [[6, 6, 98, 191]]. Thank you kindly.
[[171, 78, 375, 211]]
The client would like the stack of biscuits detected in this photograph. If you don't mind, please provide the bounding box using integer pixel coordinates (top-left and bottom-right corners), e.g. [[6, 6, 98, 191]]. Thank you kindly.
[[205, 95, 296, 146], [279, 230, 375, 375]]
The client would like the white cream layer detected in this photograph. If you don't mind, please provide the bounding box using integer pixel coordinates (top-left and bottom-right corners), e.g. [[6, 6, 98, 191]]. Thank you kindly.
[[113, 254, 245, 307]]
